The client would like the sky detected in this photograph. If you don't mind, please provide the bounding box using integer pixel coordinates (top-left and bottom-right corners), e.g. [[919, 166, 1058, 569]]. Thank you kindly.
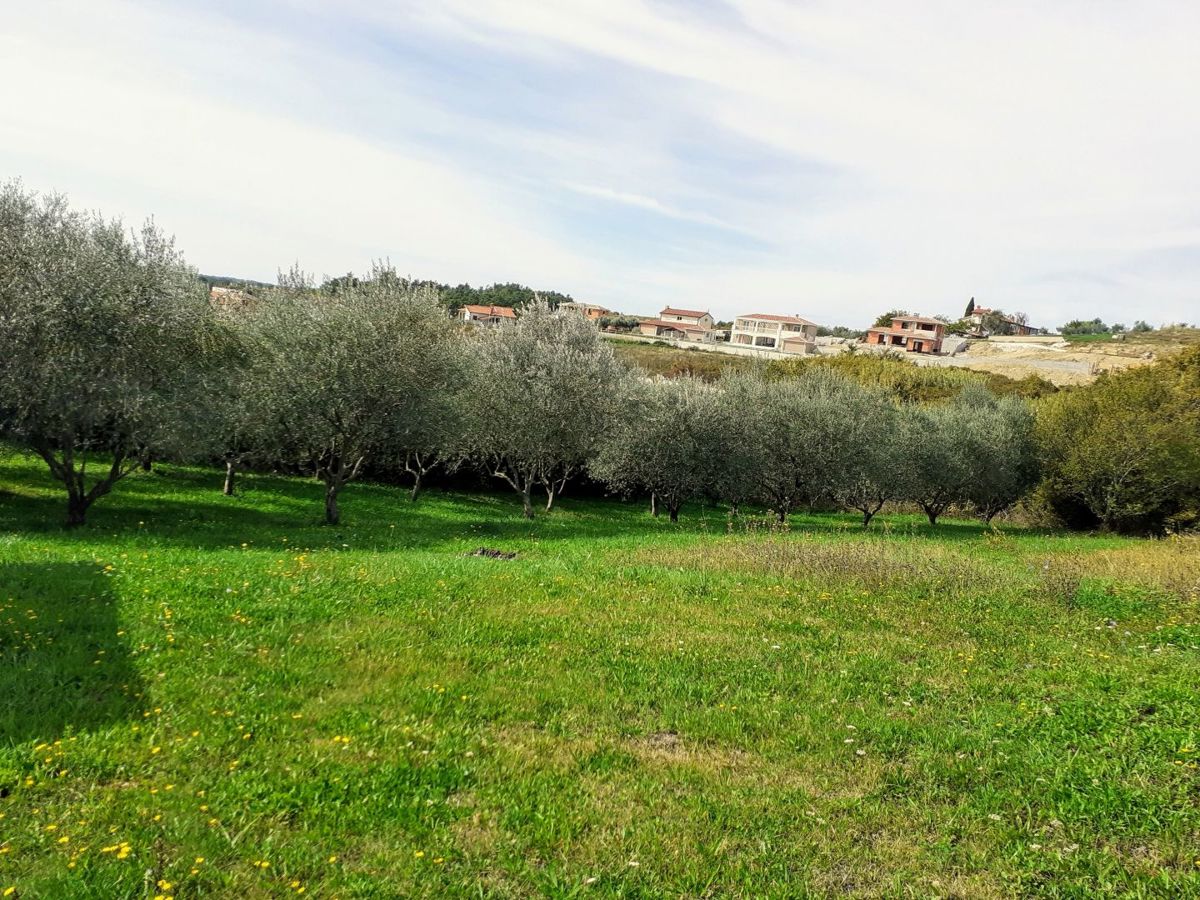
[[3, 1, 1200, 328]]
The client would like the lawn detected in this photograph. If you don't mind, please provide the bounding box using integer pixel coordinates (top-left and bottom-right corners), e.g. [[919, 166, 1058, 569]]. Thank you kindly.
[[1, 452, 1198, 898]]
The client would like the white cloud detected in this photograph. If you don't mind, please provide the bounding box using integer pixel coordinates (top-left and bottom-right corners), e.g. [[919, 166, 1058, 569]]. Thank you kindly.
[[0, 1, 597, 287], [3, 0, 1199, 327]]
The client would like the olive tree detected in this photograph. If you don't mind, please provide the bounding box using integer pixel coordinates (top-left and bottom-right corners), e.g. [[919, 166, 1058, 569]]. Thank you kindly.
[[898, 395, 978, 526], [964, 393, 1039, 523], [712, 374, 770, 516], [245, 265, 459, 525], [207, 307, 262, 497], [460, 300, 629, 517], [386, 370, 467, 502], [898, 387, 1038, 526], [754, 369, 867, 521], [830, 390, 902, 527], [0, 183, 226, 526], [591, 377, 723, 522]]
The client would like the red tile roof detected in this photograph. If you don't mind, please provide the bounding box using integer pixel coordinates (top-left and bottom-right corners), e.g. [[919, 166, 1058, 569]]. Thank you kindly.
[[463, 304, 516, 318], [660, 307, 710, 318]]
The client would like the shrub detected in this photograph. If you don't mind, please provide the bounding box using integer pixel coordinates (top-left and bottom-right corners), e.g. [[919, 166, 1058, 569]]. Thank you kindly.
[[1036, 348, 1200, 533]]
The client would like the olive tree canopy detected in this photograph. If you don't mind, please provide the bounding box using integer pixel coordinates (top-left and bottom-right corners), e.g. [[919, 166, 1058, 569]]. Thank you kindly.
[[754, 369, 869, 521], [963, 392, 1038, 523], [0, 182, 227, 526], [244, 264, 460, 525], [461, 300, 629, 517], [591, 377, 723, 522], [828, 388, 902, 527]]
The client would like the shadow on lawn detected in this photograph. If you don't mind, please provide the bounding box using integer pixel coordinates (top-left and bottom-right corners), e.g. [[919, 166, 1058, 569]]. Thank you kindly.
[[2, 459, 1012, 551], [0, 465, 695, 551], [0, 563, 144, 745]]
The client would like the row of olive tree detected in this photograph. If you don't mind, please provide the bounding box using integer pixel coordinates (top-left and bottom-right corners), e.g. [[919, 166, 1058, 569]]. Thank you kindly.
[[590, 372, 1037, 526], [0, 182, 1039, 528]]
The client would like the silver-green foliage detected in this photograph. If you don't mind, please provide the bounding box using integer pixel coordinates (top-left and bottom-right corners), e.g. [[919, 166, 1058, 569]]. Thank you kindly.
[[243, 264, 460, 524], [0, 182, 226, 525], [753, 368, 884, 520], [591, 377, 725, 521], [899, 386, 1037, 525], [461, 300, 630, 516]]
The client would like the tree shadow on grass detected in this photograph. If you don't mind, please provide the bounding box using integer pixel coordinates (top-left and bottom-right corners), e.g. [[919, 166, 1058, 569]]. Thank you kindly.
[[0, 463, 724, 552], [0, 562, 144, 745], [1, 456, 1053, 553]]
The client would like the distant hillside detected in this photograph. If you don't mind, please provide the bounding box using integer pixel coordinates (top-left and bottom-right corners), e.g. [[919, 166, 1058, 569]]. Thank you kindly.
[[199, 272, 577, 312], [318, 274, 574, 310]]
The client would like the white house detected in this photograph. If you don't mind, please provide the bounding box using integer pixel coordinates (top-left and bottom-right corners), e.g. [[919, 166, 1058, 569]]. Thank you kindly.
[[730, 313, 819, 354], [460, 304, 517, 326]]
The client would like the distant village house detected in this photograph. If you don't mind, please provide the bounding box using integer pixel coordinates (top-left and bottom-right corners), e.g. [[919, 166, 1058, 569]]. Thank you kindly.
[[460, 304, 517, 326], [559, 301, 612, 322], [730, 313, 818, 354], [637, 306, 718, 342], [866, 315, 945, 354]]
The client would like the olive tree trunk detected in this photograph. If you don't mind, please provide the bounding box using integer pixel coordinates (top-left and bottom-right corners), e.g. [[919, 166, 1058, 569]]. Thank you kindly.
[[492, 463, 536, 519], [543, 472, 571, 512], [405, 451, 437, 502], [34, 442, 137, 529], [316, 452, 365, 526], [223, 458, 238, 496]]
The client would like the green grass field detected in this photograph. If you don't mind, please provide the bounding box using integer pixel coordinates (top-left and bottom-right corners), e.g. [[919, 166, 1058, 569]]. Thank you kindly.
[[1, 452, 1198, 898]]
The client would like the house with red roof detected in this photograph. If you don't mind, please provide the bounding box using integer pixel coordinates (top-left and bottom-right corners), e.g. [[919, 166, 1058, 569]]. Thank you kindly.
[[637, 306, 717, 342], [866, 314, 945, 353], [730, 313, 819, 355], [460, 304, 517, 326], [657, 306, 714, 328]]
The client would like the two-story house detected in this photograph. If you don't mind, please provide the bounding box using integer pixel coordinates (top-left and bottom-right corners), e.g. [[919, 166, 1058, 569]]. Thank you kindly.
[[461, 304, 517, 326], [729, 313, 818, 354], [637, 306, 717, 342], [657, 307, 714, 328], [866, 315, 945, 353]]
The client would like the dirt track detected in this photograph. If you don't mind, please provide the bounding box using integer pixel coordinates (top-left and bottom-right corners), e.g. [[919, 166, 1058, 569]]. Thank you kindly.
[[934, 340, 1152, 385], [886, 334, 1197, 385]]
